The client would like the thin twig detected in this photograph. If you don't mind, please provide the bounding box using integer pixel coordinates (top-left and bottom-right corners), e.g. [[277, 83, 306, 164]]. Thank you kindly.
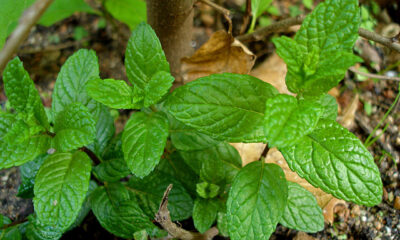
[[358, 28, 400, 53], [0, 0, 54, 74], [197, 0, 232, 34], [349, 67, 400, 81], [239, 0, 252, 35], [156, 184, 219, 240], [236, 15, 400, 53], [236, 15, 305, 42]]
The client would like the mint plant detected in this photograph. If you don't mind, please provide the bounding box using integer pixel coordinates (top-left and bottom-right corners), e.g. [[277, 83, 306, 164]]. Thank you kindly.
[[0, 0, 383, 239]]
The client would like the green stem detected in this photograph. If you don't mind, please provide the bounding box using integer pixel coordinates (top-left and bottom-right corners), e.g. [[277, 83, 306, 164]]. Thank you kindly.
[[365, 83, 400, 146]]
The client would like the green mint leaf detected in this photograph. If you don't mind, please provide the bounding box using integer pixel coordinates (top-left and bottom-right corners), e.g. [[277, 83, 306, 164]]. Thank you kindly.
[[90, 182, 154, 238], [87, 105, 115, 156], [196, 182, 220, 199], [165, 73, 278, 142], [280, 119, 383, 206], [86, 78, 141, 109], [93, 158, 130, 182], [227, 162, 288, 240], [317, 94, 338, 120], [3, 57, 49, 128], [0, 215, 22, 240], [67, 180, 98, 231], [33, 151, 92, 231], [53, 103, 96, 152], [122, 112, 169, 178], [298, 51, 362, 97], [193, 198, 221, 233], [52, 49, 100, 116], [295, 0, 360, 53], [104, 0, 146, 29], [168, 114, 220, 151], [17, 154, 47, 199], [157, 152, 199, 196], [0, 113, 50, 169], [25, 215, 63, 240], [273, 0, 361, 97], [280, 182, 324, 233], [179, 142, 242, 184], [144, 71, 174, 107], [217, 212, 229, 237], [127, 171, 194, 221], [125, 22, 170, 92], [264, 94, 322, 148]]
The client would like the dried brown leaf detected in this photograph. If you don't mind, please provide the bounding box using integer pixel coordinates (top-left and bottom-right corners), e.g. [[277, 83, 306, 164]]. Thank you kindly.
[[338, 93, 359, 130], [250, 53, 291, 95], [181, 30, 256, 83]]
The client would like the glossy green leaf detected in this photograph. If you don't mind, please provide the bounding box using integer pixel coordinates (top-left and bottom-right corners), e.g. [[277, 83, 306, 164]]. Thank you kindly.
[[144, 71, 174, 107], [196, 182, 220, 199], [273, 0, 361, 97], [280, 119, 382, 206], [157, 152, 199, 196], [88, 105, 115, 156], [227, 161, 288, 240], [180, 142, 242, 184], [90, 182, 153, 238], [94, 158, 130, 182], [295, 0, 360, 53], [168, 114, 220, 151], [280, 182, 324, 233], [122, 112, 169, 178], [17, 154, 47, 199], [25, 215, 63, 240], [86, 78, 141, 109], [33, 151, 92, 231], [0, 215, 22, 240], [52, 49, 101, 117], [317, 94, 338, 120], [3, 57, 49, 128], [38, 0, 94, 26], [104, 0, 146, 29], [217, 212, 229, 237], [125, 22, 170, 92], [193, 198, 221, 233], [165, 73, 278, 142], [264, 94, 322, 148], [53, 103, 96, 152], [67, 180, 98, 230], [0, 113, 50, 169], [127, 171, 194, 221]]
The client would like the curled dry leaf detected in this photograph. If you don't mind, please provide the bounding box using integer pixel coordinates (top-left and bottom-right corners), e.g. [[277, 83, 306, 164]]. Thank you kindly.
[[181, 30, 256, 83]]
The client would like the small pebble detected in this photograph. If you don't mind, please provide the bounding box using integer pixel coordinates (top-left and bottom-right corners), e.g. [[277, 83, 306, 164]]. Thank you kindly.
[[361, 216, 367, 222]]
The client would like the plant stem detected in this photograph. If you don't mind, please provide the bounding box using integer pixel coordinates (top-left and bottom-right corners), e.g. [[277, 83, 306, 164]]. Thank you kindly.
[[156, 184, 219, 240], [146, 0, 195, 86], [80, 146, 102, 165], [365, 83, 400, 146]]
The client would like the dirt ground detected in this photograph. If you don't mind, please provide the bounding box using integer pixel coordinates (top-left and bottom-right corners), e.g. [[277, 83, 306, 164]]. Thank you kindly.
[[1, 1, 400, 239]]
